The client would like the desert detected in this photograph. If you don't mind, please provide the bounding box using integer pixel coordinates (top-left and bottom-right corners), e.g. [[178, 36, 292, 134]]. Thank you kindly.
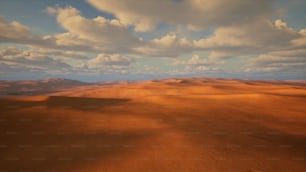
[[2, 0, 306, 171], [0, 78, 306, 171]]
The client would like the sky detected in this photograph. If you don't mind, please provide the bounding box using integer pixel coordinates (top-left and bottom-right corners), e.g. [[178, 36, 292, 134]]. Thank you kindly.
[[0, 0, 306, 81]]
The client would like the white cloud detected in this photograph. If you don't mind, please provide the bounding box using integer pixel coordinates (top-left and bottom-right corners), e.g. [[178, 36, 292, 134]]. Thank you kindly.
[[1, 3, 306, 79], [193, 19, 304, 61], [0, 16, 94, 53], [291, 29, 306, 47], [195, 19, 298, 51], [0, 46, 86, 60], [46, 6, 143, 54], [174, 54, 213, 65], [133, 18, 306, 59], [86, 54, 135, 69], [0, 47, 135, 77], [173, 54, 221, 74], [0, 17, 46, 46], [0, 47, 72, 73], [135, 33, 194, 57], [3, 6, 304, 61], [246, 49, 306, 73], [184, 65, 220, 73], [0, 17, 32, 41], [1, 7, 144, 54], [87, 0, 274, 32]]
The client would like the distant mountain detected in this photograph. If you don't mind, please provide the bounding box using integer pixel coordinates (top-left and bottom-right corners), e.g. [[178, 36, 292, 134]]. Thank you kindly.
[[0, 78, 91, 96]]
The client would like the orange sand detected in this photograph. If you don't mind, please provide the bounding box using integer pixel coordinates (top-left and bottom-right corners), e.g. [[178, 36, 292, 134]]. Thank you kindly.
[[0, 78, 306, 171]]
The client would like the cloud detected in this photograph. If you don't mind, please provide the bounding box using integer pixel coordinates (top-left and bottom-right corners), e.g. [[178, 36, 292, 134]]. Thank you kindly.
[[86, 54, 135, 69], [0, 47, 137, 75], [0, 16, 46, 46], [0, 47, 72, 76], [135, 33, 195, 57], [4, 5, 303, 61], [87, 0, 274, 32], [37, 48, 87, 59], [0, 17, 32, 41], [173, 54, 221, 73], [193, 19, 303, 60], [0, 47, 133, 77], [174, 54, 213, 65], [1, 6, 144, 54], [0, 46, 86, 60], [195, 19, 298, 51], [46, 6, 143, 54], [1, 3, 306, 79], [246, 49, 306, 73], [186, 65, 220, 72], [291, 29, 306, 47], [0, 16, 94, 52], [132, 18, 306, 59]]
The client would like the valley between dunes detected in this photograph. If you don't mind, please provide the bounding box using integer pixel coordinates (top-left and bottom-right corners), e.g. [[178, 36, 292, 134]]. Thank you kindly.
[[1, 78, 306, 172]]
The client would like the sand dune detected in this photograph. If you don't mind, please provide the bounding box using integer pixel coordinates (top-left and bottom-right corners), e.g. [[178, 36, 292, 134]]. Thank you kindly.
[[0, 78, 90, 96], [0, 78, 306, 171]]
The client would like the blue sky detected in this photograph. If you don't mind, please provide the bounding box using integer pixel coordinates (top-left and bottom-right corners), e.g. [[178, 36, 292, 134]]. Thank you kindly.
[[0, 0, 306, 81]]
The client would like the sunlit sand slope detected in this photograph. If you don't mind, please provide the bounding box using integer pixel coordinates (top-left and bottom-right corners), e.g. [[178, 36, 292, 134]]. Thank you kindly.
[[0, 78, 306, 171]]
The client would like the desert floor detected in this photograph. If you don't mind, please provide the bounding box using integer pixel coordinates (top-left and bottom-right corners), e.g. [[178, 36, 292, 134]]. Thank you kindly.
[[1, 78, 306, 172]]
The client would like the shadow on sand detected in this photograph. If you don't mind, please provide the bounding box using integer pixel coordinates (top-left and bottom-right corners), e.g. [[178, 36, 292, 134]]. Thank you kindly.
[[0, 96, 130, 111], [0, 96, 151, 171]]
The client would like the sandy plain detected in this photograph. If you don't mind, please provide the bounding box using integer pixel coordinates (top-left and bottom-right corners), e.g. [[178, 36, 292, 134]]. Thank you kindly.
[[0, 78, 306, 171]]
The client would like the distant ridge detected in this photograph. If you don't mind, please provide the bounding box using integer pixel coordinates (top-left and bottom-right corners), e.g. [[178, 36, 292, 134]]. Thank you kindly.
[[0, 78, 90, 96], [1, 77, 305, 96]]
